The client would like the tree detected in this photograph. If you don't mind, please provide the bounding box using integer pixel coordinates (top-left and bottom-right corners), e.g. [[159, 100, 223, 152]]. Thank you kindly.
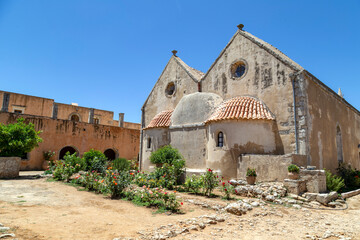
[[0, 118, 42, 157]]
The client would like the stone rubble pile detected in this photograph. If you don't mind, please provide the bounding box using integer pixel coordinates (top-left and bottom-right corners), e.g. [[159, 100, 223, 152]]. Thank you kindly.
[[184, 199, 225, 211], [0, 223, 16, 239], [230, 180, 347, 209], [231, 181, 287, 200], [125, 214, 229, 240]]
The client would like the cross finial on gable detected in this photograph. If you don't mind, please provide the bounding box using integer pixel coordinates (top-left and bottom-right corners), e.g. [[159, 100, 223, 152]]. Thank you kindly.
[[237, 24, 244, 30], [172, 50, 178, 56]]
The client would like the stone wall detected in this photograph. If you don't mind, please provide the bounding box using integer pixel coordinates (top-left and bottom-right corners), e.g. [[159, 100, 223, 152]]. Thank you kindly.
[[303, 72, 360, 172], [237, 154, 307, 182]]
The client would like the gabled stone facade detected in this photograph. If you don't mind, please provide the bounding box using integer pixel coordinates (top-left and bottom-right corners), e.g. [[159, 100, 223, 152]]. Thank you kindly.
[[140, 26, 360, 179]]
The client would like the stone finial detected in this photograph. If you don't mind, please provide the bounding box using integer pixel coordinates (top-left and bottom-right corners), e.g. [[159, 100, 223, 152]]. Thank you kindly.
[[338, 88, 343, 98], [237, 24, 244, 30], [172, 50, 178, 56]]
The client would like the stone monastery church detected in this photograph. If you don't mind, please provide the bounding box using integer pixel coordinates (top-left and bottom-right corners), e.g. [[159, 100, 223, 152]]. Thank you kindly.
[[139, 24, 360, 180]]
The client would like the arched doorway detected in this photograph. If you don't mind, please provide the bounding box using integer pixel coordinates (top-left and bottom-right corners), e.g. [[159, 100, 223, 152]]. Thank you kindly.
[[336, 125, 343, 164], [104, 148, 117, 160], [59, 146, 78, 160]]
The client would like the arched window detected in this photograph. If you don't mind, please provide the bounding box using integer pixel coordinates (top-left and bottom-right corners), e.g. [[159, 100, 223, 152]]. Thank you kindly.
[[217, 132, 224, 147], [59, 146, 78, 160], [104, 149, 117, 160], [70, 114, 80, 122], [336, 126, 343, 164]]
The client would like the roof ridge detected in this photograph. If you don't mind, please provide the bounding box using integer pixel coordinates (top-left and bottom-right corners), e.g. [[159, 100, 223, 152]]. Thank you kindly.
[[173, 56, 205, 82]]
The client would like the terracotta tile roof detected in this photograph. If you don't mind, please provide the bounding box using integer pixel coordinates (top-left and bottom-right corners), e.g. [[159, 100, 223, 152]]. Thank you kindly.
[[206, 96, 275, 123], [145, 110, 173, 129]]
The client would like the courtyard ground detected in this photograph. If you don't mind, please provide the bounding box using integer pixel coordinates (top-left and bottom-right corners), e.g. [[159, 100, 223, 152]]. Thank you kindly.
[[0, 171, 359, 240]]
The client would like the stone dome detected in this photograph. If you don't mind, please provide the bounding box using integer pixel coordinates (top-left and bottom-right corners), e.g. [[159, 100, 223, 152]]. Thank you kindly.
[[171, 92, 223, 126]]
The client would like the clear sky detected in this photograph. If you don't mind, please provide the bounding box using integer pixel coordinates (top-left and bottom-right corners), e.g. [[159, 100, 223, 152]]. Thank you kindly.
[[0, 1, 359, 123]]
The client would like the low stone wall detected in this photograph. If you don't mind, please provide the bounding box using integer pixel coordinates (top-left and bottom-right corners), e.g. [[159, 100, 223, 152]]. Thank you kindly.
[[237, 154, 307, 182], [0, 157, 21, 179], [299, 169, 326, 193]]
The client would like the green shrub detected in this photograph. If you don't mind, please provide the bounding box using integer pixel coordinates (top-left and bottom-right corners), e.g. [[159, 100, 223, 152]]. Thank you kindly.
[[130, 187, 181, 212], [220, 181, 232, 200], [149, 145, 185, 189], [325, 170, 345, 192], [104, 169, 131, 198], [150, 145, 183, 165], [83, 149, 107, 172], [0, 118, 42, 157], [184, 175, 203, 194], [288, 164, 300, 173], [52, 160, 76, 182], [337, 163, 360, 191], [246, 168, 257, 177], [202, 168, 219, 197], [112, 158, 130, 171], [63, 152, 86, 171]]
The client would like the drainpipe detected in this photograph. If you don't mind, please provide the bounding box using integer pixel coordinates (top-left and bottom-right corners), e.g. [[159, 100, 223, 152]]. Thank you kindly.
[[290, 71, 302, 154], [139, 107, 145, 171]]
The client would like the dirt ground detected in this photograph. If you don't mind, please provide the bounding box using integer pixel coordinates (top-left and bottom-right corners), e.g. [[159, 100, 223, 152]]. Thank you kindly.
[[0, 171, 359, 240]]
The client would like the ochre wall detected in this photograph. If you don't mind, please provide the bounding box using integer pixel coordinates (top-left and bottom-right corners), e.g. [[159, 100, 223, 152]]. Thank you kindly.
[[201, 33, 297, 155], [0, 112, 140, 170], [305, 75, 360, 172], [0, 91, 54, 117]]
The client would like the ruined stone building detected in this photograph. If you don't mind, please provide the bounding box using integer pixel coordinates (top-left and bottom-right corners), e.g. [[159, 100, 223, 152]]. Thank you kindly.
[[0, 91, 140, 170], [139, 25, 360, 180]]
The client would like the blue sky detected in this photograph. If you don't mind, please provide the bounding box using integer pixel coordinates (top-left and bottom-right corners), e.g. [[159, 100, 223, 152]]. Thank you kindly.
[[0, 1, 359, 123]]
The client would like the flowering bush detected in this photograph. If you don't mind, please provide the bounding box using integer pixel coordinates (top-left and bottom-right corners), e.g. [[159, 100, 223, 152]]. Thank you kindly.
[[52, 160, 78, 182], [220, 181, 233, 200], [202, 169, 219, 197], [184, 174, 203, 194], [130, 186, 181, 212], [104, 169, 132, 198]]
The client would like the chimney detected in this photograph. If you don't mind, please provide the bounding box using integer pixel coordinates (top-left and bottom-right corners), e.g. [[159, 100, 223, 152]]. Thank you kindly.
[[119, 113, 124, 127]]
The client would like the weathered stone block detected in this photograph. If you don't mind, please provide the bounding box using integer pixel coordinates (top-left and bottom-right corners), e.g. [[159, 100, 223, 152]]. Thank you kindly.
[[284, 179, 307, 195], [0, 157, 21, 179]]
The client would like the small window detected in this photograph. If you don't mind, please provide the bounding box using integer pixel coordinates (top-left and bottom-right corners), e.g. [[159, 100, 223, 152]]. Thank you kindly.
[[94, 118, 100, 124], [165, 82, 176, 96], [147, 138, 152, 149], [217, 132, 224, 147], [230, 61, 247, 79], [14, 110, 23, 114]]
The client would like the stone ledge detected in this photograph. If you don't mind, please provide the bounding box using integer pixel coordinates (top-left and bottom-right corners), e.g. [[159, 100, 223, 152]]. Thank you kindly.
[[341, 188, 360, 199]]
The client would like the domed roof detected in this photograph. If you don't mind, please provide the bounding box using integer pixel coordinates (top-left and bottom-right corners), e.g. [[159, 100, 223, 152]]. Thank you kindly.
[[206, 96, 275, 123], [145, 110, 173, 129], [171, 92, 223, 126]]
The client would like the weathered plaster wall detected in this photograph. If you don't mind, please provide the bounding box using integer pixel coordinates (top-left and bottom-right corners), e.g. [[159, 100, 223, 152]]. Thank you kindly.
[[169, 127, 207, 170], [0, 112, 140, 170], [304, 74, 360, 171], [141, 128, 170, 171], [123, 122, 141, 130], [201, 33, 297, 155], [0, 91, 54, 117], [237, 154, 307, 182], [142, 57, 199, 128], [207, 120, 280, 179]]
